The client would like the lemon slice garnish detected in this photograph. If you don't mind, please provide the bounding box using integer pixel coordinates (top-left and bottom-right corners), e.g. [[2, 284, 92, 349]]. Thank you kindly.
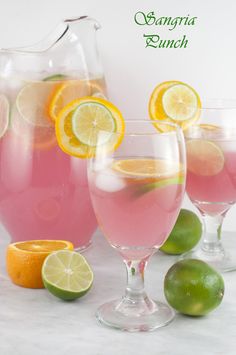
[[149, 81, 201, 132]]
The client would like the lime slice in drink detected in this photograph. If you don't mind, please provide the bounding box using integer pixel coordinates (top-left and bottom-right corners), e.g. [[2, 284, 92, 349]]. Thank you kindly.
[[43, 74, 68, 82], [42, 250, 93, 300], [16, 82, 56, 127], [135, 175, 185, 196], [0, 94, 9, 138]]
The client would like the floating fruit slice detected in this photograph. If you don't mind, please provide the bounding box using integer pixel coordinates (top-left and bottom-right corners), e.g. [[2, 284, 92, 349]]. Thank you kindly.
[[112, 158, 181, 178], [0, 94, 9, 138], [48, 80, 92, 121], [186, 139, 224, 176], [149, 81, 201, 131], [55, 97, 125, 158], [43, 74, 68, 81], [11, 105, 57, 150], [16, 82, 56, 127], [6, 240, 74, 289], [42, 250, 93, 300]]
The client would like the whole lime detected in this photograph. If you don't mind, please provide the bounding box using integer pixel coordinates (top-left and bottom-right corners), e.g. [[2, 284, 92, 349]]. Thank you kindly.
[[160, 209, 202, 255], [164, 259, 224, 316]]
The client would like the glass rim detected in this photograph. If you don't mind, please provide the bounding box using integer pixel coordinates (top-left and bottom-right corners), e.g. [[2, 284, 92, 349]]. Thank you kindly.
[[200, 99, 236, 110], [106, 119, 182, 137]]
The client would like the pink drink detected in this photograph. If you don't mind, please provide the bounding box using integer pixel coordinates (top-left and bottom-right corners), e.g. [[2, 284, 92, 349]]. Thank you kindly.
[[186, 131, 236, 215], [0, 78, 106, 248], [89, 158, 184, 256]]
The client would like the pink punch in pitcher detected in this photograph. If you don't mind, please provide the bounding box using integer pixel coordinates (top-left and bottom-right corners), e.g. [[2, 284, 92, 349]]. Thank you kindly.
[[0, 17, 107, 249]]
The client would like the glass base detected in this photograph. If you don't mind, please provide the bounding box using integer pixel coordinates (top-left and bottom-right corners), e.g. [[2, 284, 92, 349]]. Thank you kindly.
[[180, 245, 236, 272], [96, 297, 175, 332]]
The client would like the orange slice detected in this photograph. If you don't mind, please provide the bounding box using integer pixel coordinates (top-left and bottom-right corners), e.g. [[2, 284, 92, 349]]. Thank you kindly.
[[186, 140, 224, 176], [112, 158, 181, 178], [48, 80, 92, 121], [6, 240, 74, 288], [11, 106, 57, 151], [55, 97, 125, 158], [149, 81, 201, 131]]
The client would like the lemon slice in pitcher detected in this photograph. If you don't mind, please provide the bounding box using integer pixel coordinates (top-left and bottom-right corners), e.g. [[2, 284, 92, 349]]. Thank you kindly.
[[55, 97, 125, 158]]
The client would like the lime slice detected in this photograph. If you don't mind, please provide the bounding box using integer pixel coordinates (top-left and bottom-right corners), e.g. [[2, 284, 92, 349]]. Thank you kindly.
[[186, 139, 224, 176], [16, 82, 55, 127], [42, 250, 93, 300], [135, 175, 185, 197], [0, 94, 9, 138], [162, 84, 198, 122], [43, 74, 68, 81], [72, 102, 116, 146], [55, 97, 125, 158]]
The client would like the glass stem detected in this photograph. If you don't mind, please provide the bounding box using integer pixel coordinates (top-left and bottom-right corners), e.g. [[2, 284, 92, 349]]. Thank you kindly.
[[201, 213, 225, 254], [123, 257, 149, 303]]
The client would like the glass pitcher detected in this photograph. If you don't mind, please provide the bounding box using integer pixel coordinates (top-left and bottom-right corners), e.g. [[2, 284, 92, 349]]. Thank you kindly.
[[0, 17, 107, 249]]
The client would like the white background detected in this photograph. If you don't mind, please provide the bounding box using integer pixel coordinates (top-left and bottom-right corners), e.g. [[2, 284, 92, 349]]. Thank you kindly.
[[0, 0, 236, 230]]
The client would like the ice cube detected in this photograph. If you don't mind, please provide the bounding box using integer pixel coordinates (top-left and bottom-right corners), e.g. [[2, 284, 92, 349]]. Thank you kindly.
[[95, 169, 125, 192]]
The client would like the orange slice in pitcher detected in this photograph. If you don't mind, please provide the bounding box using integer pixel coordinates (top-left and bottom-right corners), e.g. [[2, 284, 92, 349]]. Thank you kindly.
[[48, 80, 92, 121], [55, 97, 125, 158], [149, 81, 201, 132], [11, 105, 57, 150]]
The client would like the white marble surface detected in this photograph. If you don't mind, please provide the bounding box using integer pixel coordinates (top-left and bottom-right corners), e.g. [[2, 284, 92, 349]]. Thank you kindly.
[[0, 228, 236, 355]]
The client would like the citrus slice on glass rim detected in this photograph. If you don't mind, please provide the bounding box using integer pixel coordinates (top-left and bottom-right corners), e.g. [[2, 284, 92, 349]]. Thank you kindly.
[[149, 81, 201, 132], [55, 97, 125, 158], [186, 139, 224, 176]]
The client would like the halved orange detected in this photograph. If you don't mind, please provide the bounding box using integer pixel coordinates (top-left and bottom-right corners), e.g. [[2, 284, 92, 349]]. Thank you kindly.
[[6, 240, 74, 288]]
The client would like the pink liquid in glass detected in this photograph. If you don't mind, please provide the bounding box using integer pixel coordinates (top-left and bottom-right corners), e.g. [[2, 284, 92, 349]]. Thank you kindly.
[[186, 137, 236, 215], [89, 158, 185, 257]]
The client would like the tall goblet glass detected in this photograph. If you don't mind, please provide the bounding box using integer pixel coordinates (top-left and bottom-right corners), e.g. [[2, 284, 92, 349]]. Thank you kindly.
[[183, 100, 236, 272], [88, 120, 186, 331]]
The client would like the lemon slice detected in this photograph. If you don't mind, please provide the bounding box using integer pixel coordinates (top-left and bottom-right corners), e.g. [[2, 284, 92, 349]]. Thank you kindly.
[[149, 81, 201, 132], [16, 82, 55, 127], [55, 97, 125, 158], [186, 139, 224, 176], [112, 158, 181, 177]]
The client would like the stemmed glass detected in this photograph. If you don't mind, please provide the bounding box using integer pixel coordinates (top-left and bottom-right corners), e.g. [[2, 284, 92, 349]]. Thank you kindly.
[[183, 100, 236, 272], [88, 120, 186, 331]]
